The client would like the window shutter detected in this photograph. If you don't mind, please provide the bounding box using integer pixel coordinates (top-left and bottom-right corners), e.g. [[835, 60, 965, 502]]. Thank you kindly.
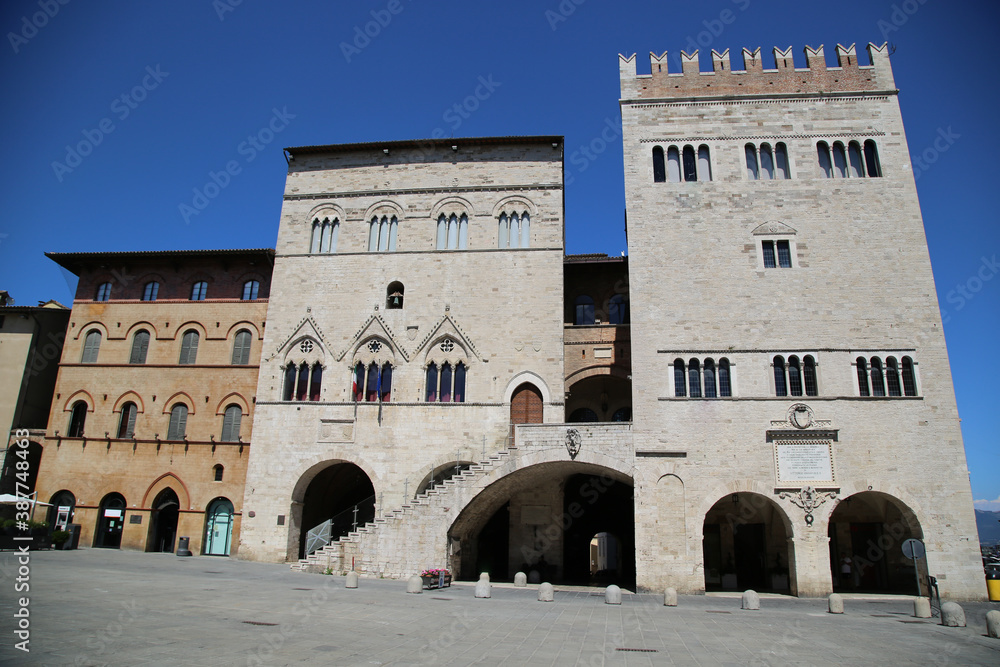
[[123, 404, 137, 438], [232, 331, 250, 365], [180, 332, 199, 364], [82, 331, 101, 363], [222, 407, 241, 442]]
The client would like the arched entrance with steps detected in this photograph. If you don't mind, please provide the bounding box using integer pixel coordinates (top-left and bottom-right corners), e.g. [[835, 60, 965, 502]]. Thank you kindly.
[[292, 461, 376, 559]]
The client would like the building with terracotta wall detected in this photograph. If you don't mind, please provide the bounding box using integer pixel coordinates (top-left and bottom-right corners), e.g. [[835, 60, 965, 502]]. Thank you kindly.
[[33, 249, 273, 555]]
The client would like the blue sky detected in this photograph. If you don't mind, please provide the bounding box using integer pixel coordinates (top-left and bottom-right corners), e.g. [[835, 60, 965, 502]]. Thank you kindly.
[[1, 0, 997, 507]]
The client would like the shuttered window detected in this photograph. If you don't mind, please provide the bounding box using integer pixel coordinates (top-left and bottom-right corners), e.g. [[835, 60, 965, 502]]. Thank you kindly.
[[179, 330, 199, 365], [117, 402, 137, 438], [82, 330, 101, 363], [221, 405, 241, 442], [231, 330, 251, 365], [167, 404, 187, 440], [129, 330, 150, 364]]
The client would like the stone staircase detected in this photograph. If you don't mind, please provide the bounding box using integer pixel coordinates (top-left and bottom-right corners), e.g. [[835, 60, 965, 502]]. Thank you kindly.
[[290, 447, 514, 573]]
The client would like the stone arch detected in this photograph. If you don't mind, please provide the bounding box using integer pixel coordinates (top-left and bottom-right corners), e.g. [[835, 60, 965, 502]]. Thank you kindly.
[[363, 200, 404, 222], [491, 196, 537, 218], [112, 391, 145, 414], [141, 472, 192, 510], [283, 335, 326, 367], [352, 335, 397, 367], [214, 393, 250, 416], [162, 392, 196, 415], [502, 372, 552, 405], [308, 202, 347, 222], [171, 321, 207, 340], [72, 321, 109, 341], [125, 321, 159, 340], [62, 390, 95, 413], [430, 195, 475, 219], [225, 320, 262, 340], [565, 365, 631, 385]]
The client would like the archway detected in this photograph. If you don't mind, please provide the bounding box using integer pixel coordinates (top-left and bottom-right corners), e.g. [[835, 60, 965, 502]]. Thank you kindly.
[[203, 497, 234, 556], [510, 383, 543, 425], [296, 461, 376, 559], [47, 490, 76, 530], [565, 375, 631, 423], [415, 461, 474, 496], [448, 462, 635, 588], [703, 492, 794, 593], [827, 491, 924, 594], [147, 488, 179, 553], [94, 493, 126, 548]]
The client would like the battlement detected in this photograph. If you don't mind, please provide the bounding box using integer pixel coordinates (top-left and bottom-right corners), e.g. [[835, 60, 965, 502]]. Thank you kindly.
[[620, 43, 895, 101]]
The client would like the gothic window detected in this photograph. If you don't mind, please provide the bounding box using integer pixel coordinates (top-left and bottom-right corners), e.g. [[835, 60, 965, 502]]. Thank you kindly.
[[142, 281, 159, 301], [682, 146, 697, 182], [864, 140, 882, 177], [832, 142, 848, 178], [284, 364, 297, 401], [95, 282, 112, 301], [856, 357, 870, 396], [179, 330, 199, 365], [608, 295, 629, 324], [365, 363, 379, 402], [803, 355, 818, 396], [760, 143, 775, 179], [423, 341, 467, 403], [574, 296, 595, 325], [117, 402, 137, 439], [848, 141, 865, 178], [688, 358, 701, 398], [221, 405, 242, 442], [425, 363, 438, 402], [190, 281, 208, 301], [386, 281, 404, 309], [498, 212, 530, 248], [774, 356, 787, 397], [703, 358, 717, 398], [68, 401, 87, 437], [674, 359, 686, 397], [745, 144, 759, 180], [379, 363, 391, 402], [440, 363, 453, 402], [129, 330, 150, 364], [437, 214, 468, 250], [886, 357, 902, 397], [297, 362, 310, 400], [454, 362, 466, 402], [901, 356, 917, 396], [698, 145, 712, 181], [311, 216, 340, 253], [242, 280, 260, 300], [666, 146, 681, 182], [652, 146, 666, 182], [368, 215, 398, 252], [231, 330, 252, 365], [718, 358, 732, 397], [167, 404, 188, 440], [774, 142, 790, 179], [82, 330, 101, 363]]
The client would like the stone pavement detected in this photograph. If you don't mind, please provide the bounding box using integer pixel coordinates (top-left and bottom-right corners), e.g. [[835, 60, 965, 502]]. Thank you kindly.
[[0, 548, 998, 666]]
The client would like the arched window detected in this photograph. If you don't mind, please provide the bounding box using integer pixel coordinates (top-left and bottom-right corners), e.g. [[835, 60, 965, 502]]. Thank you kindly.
[[231, 329, 252, 365], [864, 140, 882, 177], [425, 363, 438, 402], [652, 146, 666, 182], [817, 142, 833, 178], [870, 357, 885, 397], [440, 363, 453, 402], [365, 363, 379, 402], [832, 142, 848, 178], [167, 404, 187, 440], [608, 295, 629, 324], [221, 405, 242, 442], [296, 362, 309, 401], [497, 212, 529, 249], [386, 281, 404, 309], [774, 143, 790, 179], [310, 363, 323, 401], [703, 358, 717, 398], [129, 330, 150, 364], [190, 281, 208, 300], [848, 141, 865, 178], [519, 213, 530, 248], [368, 215, 398, 252], [611, 407, 632, 421], [569, 408, 599, 422], [82, 330, 101, 363], [574, 296, 595, 325], [688, 358, 701, 398], [803, 355, 817, 396], [666, 146, 681, 183], [242, 280, 260, 300], [353, 362, 365, 402], [437, 214, 468, 250], [95, 282, 112, 301], [213, 464, 224, 482], [453, 362, 466, 403], [745, 144, 759, 180], [886, 357, 902, 397], [179, 330, 199, 365], [718, 358, 732, 397], [311, 217, 340, 253], [697, 145, 712, 181], [682, 145, 697, 182], [788, 355, 802, 396], [117, 402, 137, 438], [68, 401, 87, 437], [379, 363, 391, 402], [760, 143, 775, 180], [142, 281, 159, 301], [773, 356, 787, 397], [856, 357, 870, 396], [673, 359, 686, 397], [498, 213, 508, 248], [283, 364, 297, 401], [902, 357, 917, 396]]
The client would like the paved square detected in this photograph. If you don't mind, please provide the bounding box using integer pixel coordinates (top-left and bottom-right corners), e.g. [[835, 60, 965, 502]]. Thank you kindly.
[[1, 549, 997, 666]]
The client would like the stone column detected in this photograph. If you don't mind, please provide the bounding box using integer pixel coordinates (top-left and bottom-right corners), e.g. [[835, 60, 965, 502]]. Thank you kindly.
[[790, 530, 833, 597]]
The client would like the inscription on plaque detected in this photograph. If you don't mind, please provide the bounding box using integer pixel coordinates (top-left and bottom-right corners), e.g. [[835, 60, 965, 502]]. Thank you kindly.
[[775, 442, 834, 483]]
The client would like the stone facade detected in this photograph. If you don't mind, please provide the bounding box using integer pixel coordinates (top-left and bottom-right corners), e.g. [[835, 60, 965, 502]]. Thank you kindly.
[[32, 249, 272, 554]]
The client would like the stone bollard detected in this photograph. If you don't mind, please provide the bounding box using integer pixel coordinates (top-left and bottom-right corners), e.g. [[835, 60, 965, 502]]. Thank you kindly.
[[605, 585, 622, 605], [514, 572, 527, 587], [475, 573, 491, 599], [346, 572, 359, 589], [828, 593, 843, 614], [663, 587, 677, 607], [940, 602, 966, 627], [913, 597, 931, 618], [538, 582, 554, 602], [406, 575, 423, 594], [742, 590, 760, 610], [528, 570, 541, 584], [986, 610, 1000, 639]]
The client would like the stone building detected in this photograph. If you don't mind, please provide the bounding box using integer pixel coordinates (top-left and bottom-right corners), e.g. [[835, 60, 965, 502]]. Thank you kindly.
[[32, 249, 272, 554]]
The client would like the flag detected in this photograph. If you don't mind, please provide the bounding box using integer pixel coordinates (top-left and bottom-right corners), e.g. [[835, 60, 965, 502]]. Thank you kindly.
[[352, 364, 359, 420], [376, 365, 383, 426]]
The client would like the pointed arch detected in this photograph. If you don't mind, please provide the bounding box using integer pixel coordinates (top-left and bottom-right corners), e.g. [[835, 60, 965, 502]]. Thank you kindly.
[[141, 472, 192, 510], [112, 392, 145, 414], [502, 371, 552, 405], [214, 393, 250, 416], [62, 390, 95, 413], [161, 391, 196, 414]]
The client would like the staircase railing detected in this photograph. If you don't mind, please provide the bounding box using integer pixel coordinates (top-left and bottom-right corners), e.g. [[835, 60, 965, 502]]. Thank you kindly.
[[303, 494, 376, 556]]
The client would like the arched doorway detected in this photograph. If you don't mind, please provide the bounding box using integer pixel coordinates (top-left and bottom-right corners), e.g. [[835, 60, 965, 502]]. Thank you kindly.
[[510, 383, 543, 425], [94, 493, 126, 548], [703, 492, 794, 593], [827, 491, 925, 594], [296, 462, 376, 559], [147, 488, 179, 553], [47, 490, 76, 530], [448, 462, 635, 589], [589, 532, 623, 584], [203, 497, 234, 556]]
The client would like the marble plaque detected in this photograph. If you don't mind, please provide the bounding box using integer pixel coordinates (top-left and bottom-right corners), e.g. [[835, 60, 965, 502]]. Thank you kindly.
[[775, 442, 834, 483]]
